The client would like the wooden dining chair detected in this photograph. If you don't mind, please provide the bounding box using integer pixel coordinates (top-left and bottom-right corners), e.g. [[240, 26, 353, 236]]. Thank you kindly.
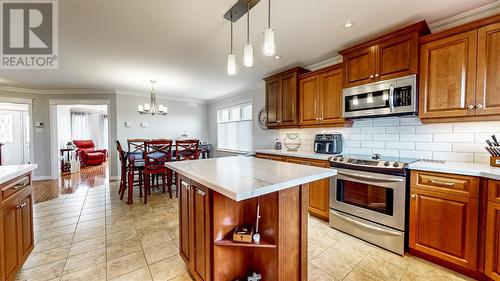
[[143, 140, 173, 202], [127, 138, 148, 157], [175, 139, 200, 161], [115, 140, 128, 199]]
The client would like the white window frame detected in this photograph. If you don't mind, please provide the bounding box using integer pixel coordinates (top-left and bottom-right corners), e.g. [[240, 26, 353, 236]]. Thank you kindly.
[[216, 100, 253, 153]]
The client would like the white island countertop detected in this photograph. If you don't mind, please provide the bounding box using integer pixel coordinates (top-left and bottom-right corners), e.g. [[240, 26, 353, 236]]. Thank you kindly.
[[166, 156, 336, 201], [0, 164, 38, 184], [409, 161, 500, 180]]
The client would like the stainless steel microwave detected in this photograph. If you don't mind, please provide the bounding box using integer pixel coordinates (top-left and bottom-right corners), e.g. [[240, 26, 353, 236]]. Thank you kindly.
[[342, 75, 417, 119]]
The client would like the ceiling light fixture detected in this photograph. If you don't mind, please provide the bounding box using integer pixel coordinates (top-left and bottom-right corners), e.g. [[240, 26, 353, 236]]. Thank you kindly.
[[227, 17, 236, 75], [344, 21, 353, 28], [138, 80, 168, 115], [263, 0, 275, 56], [243, 2, 254, 67]]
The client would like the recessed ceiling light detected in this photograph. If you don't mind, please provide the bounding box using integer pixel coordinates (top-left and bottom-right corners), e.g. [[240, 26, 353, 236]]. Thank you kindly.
[[274, 55, 281, 59], [344, 22, 353, 28]]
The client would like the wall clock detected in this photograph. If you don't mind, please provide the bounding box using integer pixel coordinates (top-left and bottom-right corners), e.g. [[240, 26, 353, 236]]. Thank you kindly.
[[257, 108, 267, 130]]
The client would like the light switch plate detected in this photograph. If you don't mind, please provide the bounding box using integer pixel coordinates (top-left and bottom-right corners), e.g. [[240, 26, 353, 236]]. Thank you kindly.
[[140, 122, 148, 128], [124, 122, 132, 128]]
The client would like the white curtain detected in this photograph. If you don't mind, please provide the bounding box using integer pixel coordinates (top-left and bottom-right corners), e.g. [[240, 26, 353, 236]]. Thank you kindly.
[[71, 112, 91, 140], [99, 113, 108, 150]]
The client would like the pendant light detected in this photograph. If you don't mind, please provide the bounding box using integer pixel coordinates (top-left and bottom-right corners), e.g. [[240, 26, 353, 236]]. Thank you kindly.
[[227, 17, 236, 76], [243, 2, 254, 67], [263, 0, 275, 56]]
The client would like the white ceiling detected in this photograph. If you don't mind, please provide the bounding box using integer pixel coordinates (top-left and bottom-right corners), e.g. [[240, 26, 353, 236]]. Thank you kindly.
[[0, 0, 496, 100]]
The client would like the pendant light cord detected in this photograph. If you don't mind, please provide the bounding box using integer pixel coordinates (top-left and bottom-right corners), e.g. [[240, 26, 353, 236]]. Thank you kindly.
[[268, 0, 271, 29], [246, 2, 250, 44], [230, 20, 233, 54]]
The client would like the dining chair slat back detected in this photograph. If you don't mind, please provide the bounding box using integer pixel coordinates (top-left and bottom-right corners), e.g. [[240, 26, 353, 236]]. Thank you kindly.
[[127, 138, 148, 155], [144, 140, 173, 170], [175, 139, 200, 161]]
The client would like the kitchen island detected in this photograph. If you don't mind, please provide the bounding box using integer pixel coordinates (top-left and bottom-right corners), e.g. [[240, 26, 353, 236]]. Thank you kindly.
[[165, 156, 336, 281]]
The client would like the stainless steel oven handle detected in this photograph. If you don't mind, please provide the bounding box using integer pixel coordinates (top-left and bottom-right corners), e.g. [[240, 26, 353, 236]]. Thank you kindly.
[[331, 210, 402, 236], [314, 143, 319, 152], [389, 84, 395, 112], [337, 171, 404, 182]]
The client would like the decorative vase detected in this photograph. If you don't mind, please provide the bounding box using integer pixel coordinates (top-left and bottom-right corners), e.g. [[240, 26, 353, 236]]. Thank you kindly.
[[283, 133, 301, 151]]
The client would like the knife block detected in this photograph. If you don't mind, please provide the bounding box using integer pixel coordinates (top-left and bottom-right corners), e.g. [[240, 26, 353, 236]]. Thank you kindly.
[[490, 156, 500, 168]]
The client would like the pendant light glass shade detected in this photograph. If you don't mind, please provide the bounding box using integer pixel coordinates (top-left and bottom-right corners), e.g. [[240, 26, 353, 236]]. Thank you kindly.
[[244, 44, 253, 67], [263, 28, 275, 56], [227, 54, 236, 75]]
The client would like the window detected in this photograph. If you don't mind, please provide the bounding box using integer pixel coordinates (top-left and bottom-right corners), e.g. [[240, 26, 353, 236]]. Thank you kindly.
[[217, 102, 253, 152], [0, 115, 13, 143], [71, 111, 90, 140]]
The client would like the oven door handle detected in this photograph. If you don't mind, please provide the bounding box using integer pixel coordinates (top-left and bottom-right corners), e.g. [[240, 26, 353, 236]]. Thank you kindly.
[[389, 84, 395, 112], [337, 171, 404, 183], [331, 210, 402, 236]]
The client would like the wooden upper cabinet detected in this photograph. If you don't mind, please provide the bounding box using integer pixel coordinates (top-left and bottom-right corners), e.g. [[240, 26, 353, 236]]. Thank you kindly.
[[264, 67, 308, 129], [299, 64, 344, 126], [476, 22, 500, 116], [340, 21, 429, 88], [265, 77, 280, 128], [419, 30, 478, 119], [343, 46, 376, 87], [378, 32, 418, 81]]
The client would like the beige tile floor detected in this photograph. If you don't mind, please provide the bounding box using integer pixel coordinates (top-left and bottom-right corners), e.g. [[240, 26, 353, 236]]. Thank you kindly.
[[19, 181, 474, 281]]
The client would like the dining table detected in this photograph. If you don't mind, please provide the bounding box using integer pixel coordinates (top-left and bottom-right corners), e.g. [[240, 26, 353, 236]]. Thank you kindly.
[[125, 143, 213, 204]]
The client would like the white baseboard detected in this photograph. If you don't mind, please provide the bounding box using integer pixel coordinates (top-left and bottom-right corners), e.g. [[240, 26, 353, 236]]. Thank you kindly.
[[33, 175, 56, 181]]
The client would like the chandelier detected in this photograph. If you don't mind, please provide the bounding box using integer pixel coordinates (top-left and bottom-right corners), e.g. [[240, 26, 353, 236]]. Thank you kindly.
[[137, 80, 168, 115]]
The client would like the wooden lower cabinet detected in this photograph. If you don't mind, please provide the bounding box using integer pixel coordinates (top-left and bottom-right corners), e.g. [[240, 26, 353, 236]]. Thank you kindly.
[[0, 173, 34, 281], [409, 187, 478, 270], [178, 176, 211, 281], [485, 201, 500, 280]]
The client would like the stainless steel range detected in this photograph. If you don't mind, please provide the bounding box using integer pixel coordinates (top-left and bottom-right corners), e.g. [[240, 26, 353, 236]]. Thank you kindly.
[[328, 154, 418, 255]]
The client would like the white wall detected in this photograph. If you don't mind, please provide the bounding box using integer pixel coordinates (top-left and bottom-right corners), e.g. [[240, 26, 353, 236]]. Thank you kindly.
[[208, 86, 278, 156], [116, 94, 209, 148], [56, 106, 71, 148], [277, 117, 500, 163]]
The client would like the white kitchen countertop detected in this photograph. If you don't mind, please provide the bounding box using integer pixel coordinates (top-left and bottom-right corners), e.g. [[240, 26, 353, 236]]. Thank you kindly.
[[165, 156, 336, 201], [255, 149, 335, 161], [0, 164, 38, 184], [408, 161, 500, 180]]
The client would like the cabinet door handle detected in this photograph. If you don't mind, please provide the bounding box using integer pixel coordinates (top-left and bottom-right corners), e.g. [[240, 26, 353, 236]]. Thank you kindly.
[[410, 194, 416, 199], [196, 189, 206, 196], [369, 75, 374, 79], [467, 104, 475, 110], [17, 202, 27, 209], [374, 73, 379, 78], [429, 179, 455, 186], [476, 104, 483, 109], [11, 182, 27, 190], [181, 181, 191, 190]]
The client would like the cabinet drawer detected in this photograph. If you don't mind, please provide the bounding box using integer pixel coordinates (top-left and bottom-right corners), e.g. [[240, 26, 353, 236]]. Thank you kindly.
[[488, 180, 500, 203], [286, 157, 329, 168], [1, 174, 30, 203], [411, 170, 479, 198], [255, 153, 286, 162]]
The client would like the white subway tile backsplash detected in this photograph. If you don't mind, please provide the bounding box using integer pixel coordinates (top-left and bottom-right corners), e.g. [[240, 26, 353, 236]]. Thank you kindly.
[[400, 150, 432, 159], [278, 118, 498, 163], [400, 134, 433, 142], [386, 142, 415, 150], [416, 142, 452, 152], [433, 152, 474, 162], [416, 124, 453, 134], [433, 133, 474, 143], [373, 134, 399, 141], [361, 141, 386, 148], [385, 126, 416, 134], [453, 143, 487, 153]]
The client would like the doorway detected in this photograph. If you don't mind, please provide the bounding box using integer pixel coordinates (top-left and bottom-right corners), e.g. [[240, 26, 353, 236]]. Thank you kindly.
[[0, 102, 31, 165]]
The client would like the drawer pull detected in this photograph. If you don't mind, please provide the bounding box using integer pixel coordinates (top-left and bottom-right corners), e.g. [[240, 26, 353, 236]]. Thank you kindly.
[[181, 181, 191, 190], [410, 194, 416, 199], [196, 189, 206, 196], [429, 179, 455, 186], [17, 202, 27, 209], [11, 182, 27, 190]]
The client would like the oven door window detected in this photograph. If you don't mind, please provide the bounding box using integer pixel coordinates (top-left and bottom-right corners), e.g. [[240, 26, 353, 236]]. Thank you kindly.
[[344, 90, 389, 113], [336, 179, 394, 216]]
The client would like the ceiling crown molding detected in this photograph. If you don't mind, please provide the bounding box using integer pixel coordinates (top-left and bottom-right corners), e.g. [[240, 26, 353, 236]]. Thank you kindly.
[[0, 85, 115, 95], [116, 89, 207, 104], [429, 1, 500, 32]]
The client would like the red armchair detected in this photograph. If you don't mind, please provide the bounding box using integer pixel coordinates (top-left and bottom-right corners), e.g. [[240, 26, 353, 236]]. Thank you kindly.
[[73, 140, 107, 166]]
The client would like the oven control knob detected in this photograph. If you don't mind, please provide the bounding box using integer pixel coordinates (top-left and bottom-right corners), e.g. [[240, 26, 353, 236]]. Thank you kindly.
[[333, 157, 338, 161], [339, 157, 344, 162], [384, 161, 390, 167], [393, 162, 400, 167]]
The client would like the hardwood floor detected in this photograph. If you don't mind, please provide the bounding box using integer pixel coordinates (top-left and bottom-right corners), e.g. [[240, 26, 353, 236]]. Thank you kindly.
[[32, 164, 109, 204]]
